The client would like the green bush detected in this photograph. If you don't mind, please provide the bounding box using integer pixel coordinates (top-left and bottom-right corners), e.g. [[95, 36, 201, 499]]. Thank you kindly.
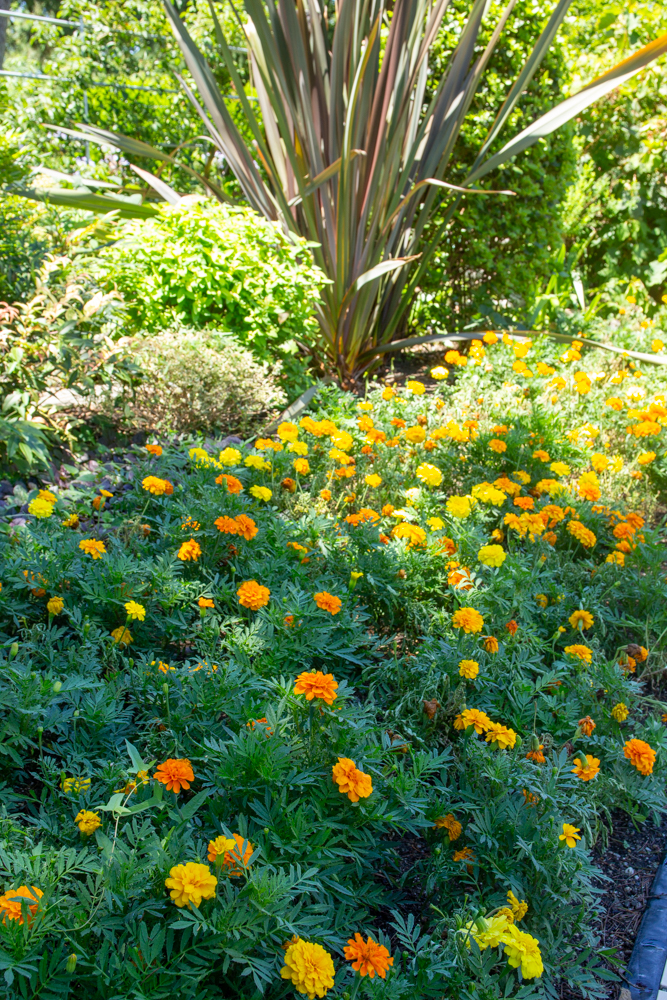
[[124, 327, 287, 436], [97, 198, 326, 372]]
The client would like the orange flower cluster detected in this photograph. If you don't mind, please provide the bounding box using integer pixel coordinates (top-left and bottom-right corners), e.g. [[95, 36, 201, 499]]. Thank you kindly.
[[0, 885, 43, 925], [332, 757, 373, 802], [344, 933, 394, 978], [433, 813, 462, 841], [571, 754, 600, 781], [154, 758, 194, 794], [452, 607, 484, 633], [214, 514, 257, 540], [141, 476, 173, 496], [215, 473, 243, 494], [177, 538, 202, 561], [623, 739, 656, 775], [237, 580, 270, 610], [313, 591, 342, 614], [208, 833, 254, 874]]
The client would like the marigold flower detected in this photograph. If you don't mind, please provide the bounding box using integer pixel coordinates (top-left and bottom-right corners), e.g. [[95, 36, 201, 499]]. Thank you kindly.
[[454, 708, 491, 733], [0, 885, 43, 925], [624, 738, 656, 775], [507, 890, 528, 921], [431, 366, 449, 379], [485, 722, 517, 749], [550, 461, 570, 477], [29, 497, 54, 518], [146, 444, 162, 456], [571, 754, 600, 781], [433, 813, 462, 841], [344, 933, 394, 979], [235, 514, 258, 540], [638, 451, 657, 465], [215, 473, 243, 494], [142, 476, 172, 496], [452, 607, 484, 633], [165, 862, 217, 908], [319, 488, 332, 502], [177, 538, 202, 561], [314, 591, 342, 615], [332, 757, 373, 802], [363, 473, 381, 488], [61, 775, 91, 794], [46, 596, 64, 615], [569, 609, 593, 631], [482, 636, 498, 654], [459, 659, 479, 679], [559, 823, 581, 848], [503, 924, 544, 979], [198, 597, 215, 610], [294, 671, 338, 705], [237, 580, 270, 610], [293, 457, 310, 475], [405, 425, 426, 443], [578, 716, 596, 736], [110, 626, 132, 645], [564, 644, 592, 664], [611, 702, 629, 723], [281, 938, 335, 999], [488, 438, 507, 453], [453, 846, 474, 863], [79, 539, 106, 559], [208, 833, 254, 874], [475, 543, 505, 569], [250, 485, 272, 501], [505, 619, 519, 636], [415, 463, 442, 487], [75, 810, 102, 835], [124, 600, 146, 621], [154, 758, 194, 794], [392, 522, 427, 547], [525, 743, 545, 763]]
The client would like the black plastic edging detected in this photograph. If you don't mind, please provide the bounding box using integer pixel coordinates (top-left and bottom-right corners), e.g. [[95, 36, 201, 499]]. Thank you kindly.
[[623, 847, 667, 999]]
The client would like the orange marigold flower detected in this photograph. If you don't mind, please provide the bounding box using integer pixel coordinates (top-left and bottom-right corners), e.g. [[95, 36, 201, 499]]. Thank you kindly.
[[208, 833, 254, 874], [485, 722, 517, 749], [313, 591, 342, 615], [281, 477, 297, 492], [623, 738, 656, 775], [177, 538, 202, 561], [214, 515, 240, 535], [514, 496, 534, 511], [154, 758, 194, 794], [0, 885, 43, 925], [294, 670, 338, 705], [453, 847, 474, 863], [571, 754, 600, 781], [505, 619, 519, 636], [79, 539, 106, 559], [567, 521, 597, 548], [198, 597, 215, 609], [215, 473, 243, 494], [483, 636, 499, 653], [237, 580, 270, 610], [578, 716, 596, 736], [344, 933, 394, 979], [234, 514, 257, 540], [433, 813, 462, 841], [332, 757, 373, 802], [452, 607, 484, 633], [525, 745, 545, 763], [564, 644, 592, 664]]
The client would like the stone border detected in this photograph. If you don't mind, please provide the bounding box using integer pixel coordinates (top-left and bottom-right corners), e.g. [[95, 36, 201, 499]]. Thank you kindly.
[[620, 847, 667, 999]]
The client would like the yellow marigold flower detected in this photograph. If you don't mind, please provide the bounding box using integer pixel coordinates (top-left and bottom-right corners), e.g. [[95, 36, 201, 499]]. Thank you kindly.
[[277, 421, 299, 442], [61, 776, 91, 794], [110, 626, 132, 645], [365, 473, 382, 487], [477, 544, 506, 567], [124, 600, 146, 621], [638, 451, 656, 465], [472, 482, 507, 506], [567, 521, 596, 548], [392, 522, 427, 547], [0, 885, 43, 926], [571, 754, 600, 781], [569, 609, 593, 631], [507, 890, 528, 921], [29, 497, 54, 518], [433, 813, 462, 840], [559, 823, 581, 848], [177, 538, 202, 561], [611, 702, 629, 722], [319, 488, 332, 501], [288, 440, 309, 455], [75, 810, 102, 836], [237, 580, 270, 610], [431, 366, 449, 379], [165, 862, 217, 908], [415, 463, 442, 487], [458, 659, 479, 679], [79, 539, 106, 559], [218, 447, 242, 466], [453, 708, 491, 733], [332, 757, 373, 802], [47, 596, 64, 615], [549, 461, 570, 477], [488, 438, 507, 453], [344, 933, 394, 979], [382, 385, 395, 399], [483, 636, 499, 653], [624, 738, 656, 775], [293, 457, 311, 475], [141, 476, 171, 495], [406, 380, 425, 395], [564, 643, 592, 664], [61, 512, 79, 528], [250, 485, 272, 501], [314, 591, 342, 615], [503, 924, 544, 979], [452, 607, 484, 633], [485, 722, 517, 749], [154, 758, 194, 794], [281, 939, 335, 999], [208, 833, 254, 874], [244, 454, 270, 470], [294, 670, 338, 705], [652, 339, 664, 353], [446, 495, 471, 519], [405, 425, 426, 443]]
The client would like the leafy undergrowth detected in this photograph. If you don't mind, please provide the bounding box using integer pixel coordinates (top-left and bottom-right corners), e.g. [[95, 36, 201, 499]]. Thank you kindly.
[[0, 333, 666, 1000]]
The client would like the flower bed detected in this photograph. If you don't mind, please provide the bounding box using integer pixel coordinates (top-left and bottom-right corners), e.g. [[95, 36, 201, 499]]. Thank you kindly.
[[0, 332, 665, 999]]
